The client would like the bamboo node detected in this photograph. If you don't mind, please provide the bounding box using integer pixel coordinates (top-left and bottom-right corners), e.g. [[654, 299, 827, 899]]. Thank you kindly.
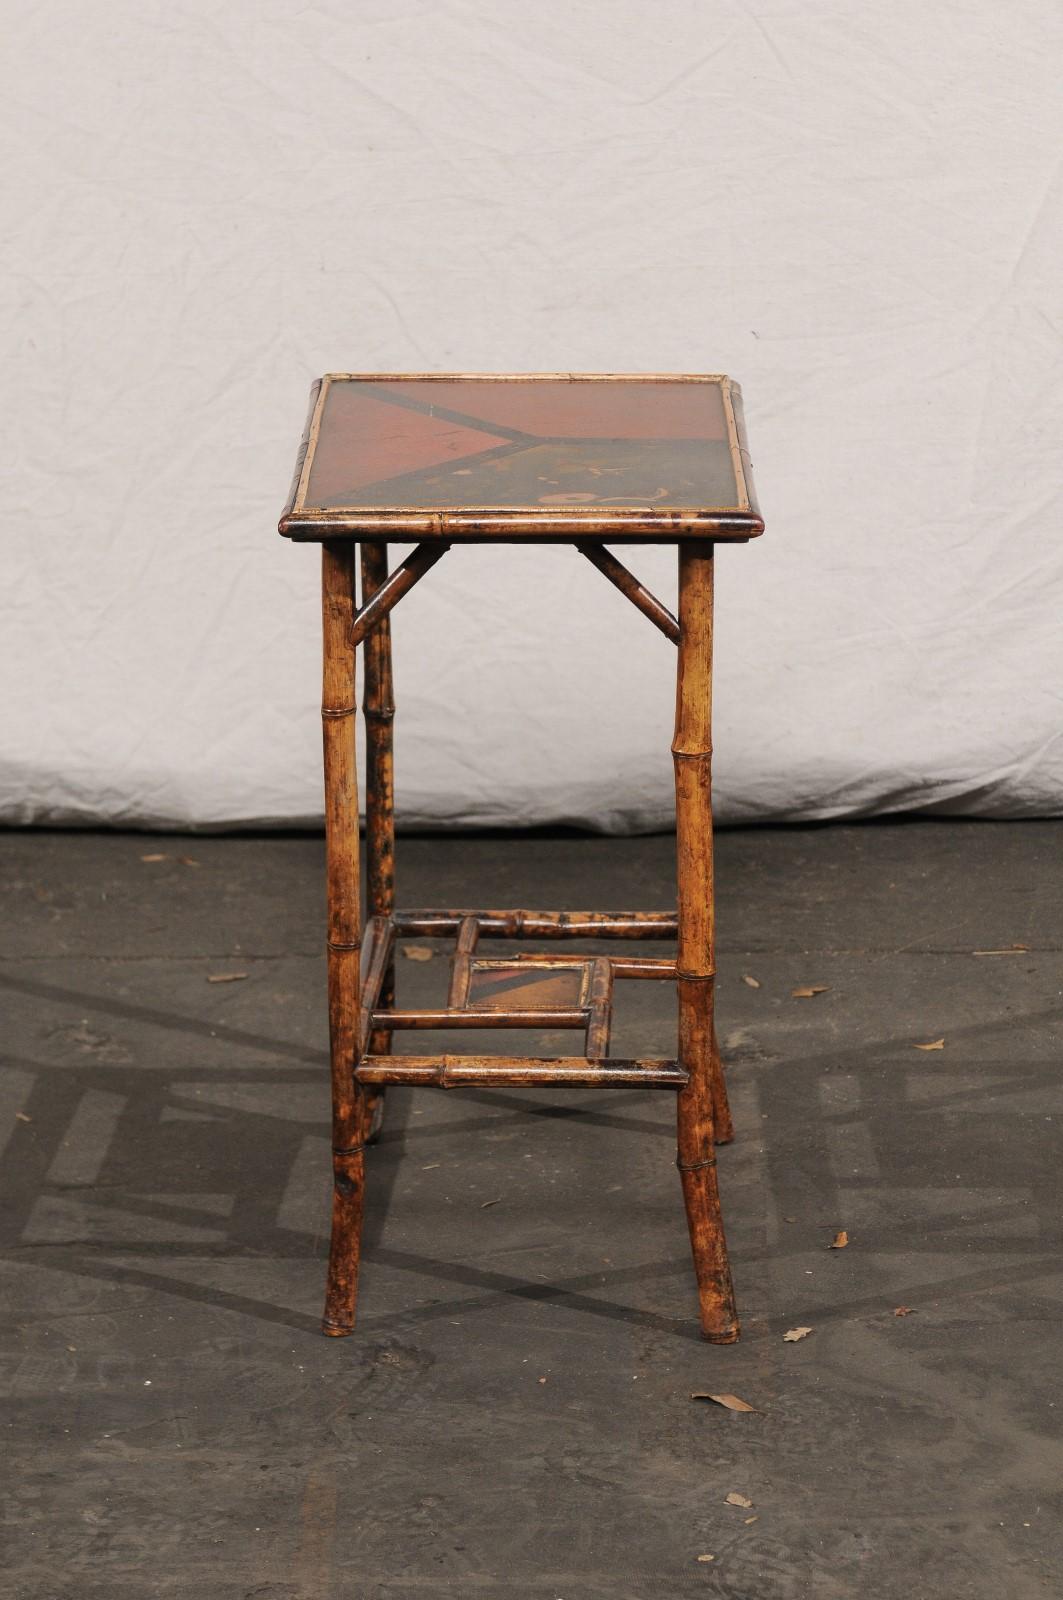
[[676, 1153, 718, 1172], [327, 938, 362, 953], [334, 1141, 369, 1158], [321, 705, 356, 720]]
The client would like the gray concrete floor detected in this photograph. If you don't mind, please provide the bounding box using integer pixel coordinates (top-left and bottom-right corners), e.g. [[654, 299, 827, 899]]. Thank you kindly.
[[1, 820, 1061, 1598]]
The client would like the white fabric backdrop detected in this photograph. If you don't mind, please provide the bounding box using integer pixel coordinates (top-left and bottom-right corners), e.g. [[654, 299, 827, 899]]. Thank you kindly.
[[4, 0, 1062, 831]]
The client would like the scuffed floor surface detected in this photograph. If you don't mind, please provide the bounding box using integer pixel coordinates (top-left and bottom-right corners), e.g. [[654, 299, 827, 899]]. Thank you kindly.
[[1, 821, 1061, 1598]]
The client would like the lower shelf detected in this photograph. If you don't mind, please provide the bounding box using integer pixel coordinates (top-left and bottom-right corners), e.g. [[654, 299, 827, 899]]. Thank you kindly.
[[355, 910, 685, 1085]]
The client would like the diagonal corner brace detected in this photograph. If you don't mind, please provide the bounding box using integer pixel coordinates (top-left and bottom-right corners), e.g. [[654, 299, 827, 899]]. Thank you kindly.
[[576, 542, 680, 644], [350, 541, 450, 647]]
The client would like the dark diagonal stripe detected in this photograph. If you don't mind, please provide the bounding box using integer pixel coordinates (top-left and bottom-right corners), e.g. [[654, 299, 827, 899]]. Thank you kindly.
[[352, 382, 540, 444]]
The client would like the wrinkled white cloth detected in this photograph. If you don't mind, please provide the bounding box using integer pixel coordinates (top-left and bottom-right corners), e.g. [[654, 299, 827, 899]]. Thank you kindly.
[[4, 0, 1061, 830]]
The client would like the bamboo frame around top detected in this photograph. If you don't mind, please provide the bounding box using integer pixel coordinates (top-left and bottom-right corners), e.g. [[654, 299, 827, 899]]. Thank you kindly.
[[278, 373, 763, 543]]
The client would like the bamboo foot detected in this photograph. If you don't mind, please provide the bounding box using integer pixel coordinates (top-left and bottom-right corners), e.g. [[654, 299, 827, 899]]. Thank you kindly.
[[677, 1153, 739, 1341], [321, 1144, 368, 1335]]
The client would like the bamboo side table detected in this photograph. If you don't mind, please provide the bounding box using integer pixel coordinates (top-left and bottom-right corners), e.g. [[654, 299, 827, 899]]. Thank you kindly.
[[279, 374, 763, 1342]]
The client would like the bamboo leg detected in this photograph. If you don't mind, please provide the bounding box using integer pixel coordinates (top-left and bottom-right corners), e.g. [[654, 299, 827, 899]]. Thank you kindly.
[[673, 540, 738, 1342], [360, 541, 395, 1144], [321, 541, 367, 1336]]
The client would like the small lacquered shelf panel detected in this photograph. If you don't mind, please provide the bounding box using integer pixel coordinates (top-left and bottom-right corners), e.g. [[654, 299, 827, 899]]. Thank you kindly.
[[279, 374, 762, 541], [466, 960, 592, 1012]]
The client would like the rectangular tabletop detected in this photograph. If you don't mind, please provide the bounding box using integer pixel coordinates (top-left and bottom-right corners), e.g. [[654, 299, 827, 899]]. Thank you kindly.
[[279, 374, 762, 542]]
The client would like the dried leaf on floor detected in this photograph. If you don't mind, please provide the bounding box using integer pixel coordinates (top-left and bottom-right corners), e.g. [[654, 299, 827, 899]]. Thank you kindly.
[[15, 1111, 31, 1123], [696, 1554, 715, 1563], [893, 1305, 915, 1317], [914, 1038, 945, 1051], [782, 1326, 813, 1342], [791, 985, 829, 999], [828, 1230, 849, 1249], [744, 1516, 759, 1525], [481, 1198, 501, 1208], [207, 972, 248, 984], [972, 944, 1029, 956], [140, 853, 167, 862], [177, 856, 200, 868], [403, 945, 434, 961], [725, 1491, 754, 1508], [691, 1392, 757, 1412], [742, 974, 761, 988]]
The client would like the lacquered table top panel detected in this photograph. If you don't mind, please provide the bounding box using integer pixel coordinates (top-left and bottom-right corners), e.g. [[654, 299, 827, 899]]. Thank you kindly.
[[280, 375, 762, 542]]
